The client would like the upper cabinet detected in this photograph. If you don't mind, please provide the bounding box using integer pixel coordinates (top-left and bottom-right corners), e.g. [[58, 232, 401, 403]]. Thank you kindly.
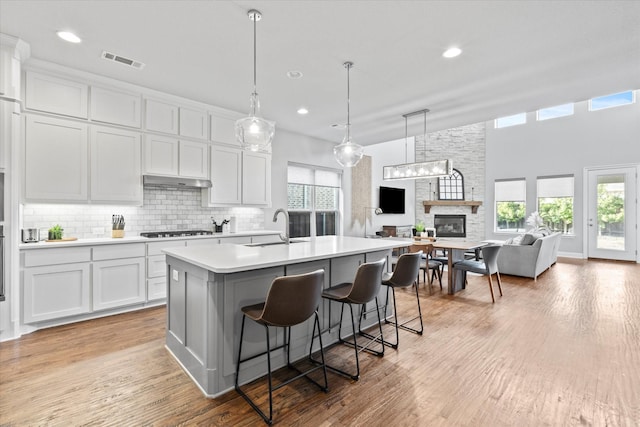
[[90, 86, 141, 128], [203, 146, 270, 207], [180, 107, 208, 140], [143, 135, 208, 179], [145, 98, 179, 134], [25, 71, 88, 119], [24, 115, 89, 202], [210, 112, 240, 146], [90, 126, 142, 204]]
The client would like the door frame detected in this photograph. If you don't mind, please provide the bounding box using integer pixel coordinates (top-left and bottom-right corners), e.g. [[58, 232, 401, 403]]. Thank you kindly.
[[582, 164, 639, 262]]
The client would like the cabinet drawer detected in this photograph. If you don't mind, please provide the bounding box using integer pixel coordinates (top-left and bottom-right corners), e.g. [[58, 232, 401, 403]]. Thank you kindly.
[[148, 276, 167, 301], [146, 240, 186, 256], [147, 254, 167, 278], [23, 247, 91, 267], [93, 243, 145, 261]]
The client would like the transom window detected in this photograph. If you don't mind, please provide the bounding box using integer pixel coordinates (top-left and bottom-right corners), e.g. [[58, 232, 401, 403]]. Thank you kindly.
[[287, 163, 342, 238], [589, 91, 635, 111], [495, 113, 526, 129], [438, 169, 464, 200]]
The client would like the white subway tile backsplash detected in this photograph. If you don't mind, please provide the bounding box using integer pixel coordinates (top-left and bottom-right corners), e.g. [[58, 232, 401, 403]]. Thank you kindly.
[[22, 187, 265, 238]]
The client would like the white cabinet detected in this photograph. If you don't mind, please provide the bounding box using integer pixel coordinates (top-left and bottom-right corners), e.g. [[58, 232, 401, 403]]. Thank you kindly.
[[242, 151, 271, 206], [178, 140, 208, 178], [180, 107, 208, 140], [146, 240, 187, 300], [0, 99, 20, 170], [90, 86, 141, 128], [90, 126, 142, 204], [204, 146, 271, 207], [143, 135, 208, 179], [143, 134, 179, 175], [210, 113, 239, 146], [22, 247, 92, 324], [24, 115, 88, 202], [145, 98, 178, 134], [25, 71, 88, 118], [92, 257, 146, 311], [205, 145, 242, 205], [23, 263, 91, 323]]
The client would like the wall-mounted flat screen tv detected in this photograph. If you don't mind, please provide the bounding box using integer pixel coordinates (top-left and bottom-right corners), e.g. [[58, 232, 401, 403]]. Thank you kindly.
[[379, 186, 405, 214]]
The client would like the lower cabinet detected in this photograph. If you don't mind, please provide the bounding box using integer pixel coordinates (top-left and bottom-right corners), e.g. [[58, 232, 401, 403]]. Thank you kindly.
[[23, 262, 91, 323], [92, 257, 146, 311]]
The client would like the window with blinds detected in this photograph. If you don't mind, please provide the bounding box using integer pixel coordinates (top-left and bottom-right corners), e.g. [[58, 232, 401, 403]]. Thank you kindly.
[[287, 164, 342, 238], [537, 175, 574, 234], [495, 178, 526, 232]]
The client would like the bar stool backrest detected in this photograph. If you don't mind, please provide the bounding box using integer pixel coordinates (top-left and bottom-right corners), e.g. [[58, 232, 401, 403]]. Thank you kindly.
[[389, 251, 422, 287], [261, 269, 325, 327], [348, 258, 387, 304], [481, 245, 501, 274]]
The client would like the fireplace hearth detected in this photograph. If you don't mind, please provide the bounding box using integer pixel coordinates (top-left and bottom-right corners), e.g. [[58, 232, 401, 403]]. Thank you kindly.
[[434, 215, 466, 238]]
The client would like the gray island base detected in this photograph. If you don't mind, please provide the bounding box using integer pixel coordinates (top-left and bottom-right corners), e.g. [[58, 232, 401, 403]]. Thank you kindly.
[[163, 236, 411, 397]]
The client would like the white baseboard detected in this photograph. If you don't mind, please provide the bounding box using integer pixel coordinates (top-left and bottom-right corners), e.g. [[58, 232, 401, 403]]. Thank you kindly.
[[558, 251, 584, 259]]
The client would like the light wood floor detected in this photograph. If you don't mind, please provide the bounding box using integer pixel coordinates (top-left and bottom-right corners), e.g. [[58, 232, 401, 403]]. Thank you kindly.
[[1, 258, 639, 426]]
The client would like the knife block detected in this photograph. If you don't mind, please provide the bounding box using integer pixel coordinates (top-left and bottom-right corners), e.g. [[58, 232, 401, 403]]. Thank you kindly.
[[112, 229, 125, 238]]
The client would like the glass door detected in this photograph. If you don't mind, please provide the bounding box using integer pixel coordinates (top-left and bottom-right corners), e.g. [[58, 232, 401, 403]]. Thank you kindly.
[[587, 167, 637, 261]]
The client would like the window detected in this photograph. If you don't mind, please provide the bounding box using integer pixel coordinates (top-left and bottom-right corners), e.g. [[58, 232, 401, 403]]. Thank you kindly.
[[438, 168, 464, 200], [495, 179, 526, 232], [288, 164, 341, 238], [537, 175, 574, 234], [495, 113, 526, 128], [589, 90, 635, 111], [537, 103, 574, 121]]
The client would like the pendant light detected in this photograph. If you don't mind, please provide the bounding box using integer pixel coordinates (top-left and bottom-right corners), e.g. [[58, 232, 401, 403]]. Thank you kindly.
[[334, 61, 364, 167], [382, 109, 452, 180], [235, 9, 275, 153]]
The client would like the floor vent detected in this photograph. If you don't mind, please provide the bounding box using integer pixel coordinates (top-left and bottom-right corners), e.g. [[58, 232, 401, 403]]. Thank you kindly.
[[101, 51, 145, 70]]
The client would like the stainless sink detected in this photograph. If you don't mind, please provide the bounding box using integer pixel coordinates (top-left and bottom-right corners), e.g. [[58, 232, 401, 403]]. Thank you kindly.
[[244, 239, 306, 247]]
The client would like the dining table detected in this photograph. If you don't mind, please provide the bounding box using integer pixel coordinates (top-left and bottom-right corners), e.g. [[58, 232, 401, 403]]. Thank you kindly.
[[431, 240, 488, 294]]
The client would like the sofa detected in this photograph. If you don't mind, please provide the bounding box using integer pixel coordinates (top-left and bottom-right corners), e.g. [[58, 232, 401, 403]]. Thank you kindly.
[[496, 231, 561, 280]]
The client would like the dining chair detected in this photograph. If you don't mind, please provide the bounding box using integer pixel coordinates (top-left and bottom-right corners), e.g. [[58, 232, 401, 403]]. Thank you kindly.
[[453, 245, 503, 302]]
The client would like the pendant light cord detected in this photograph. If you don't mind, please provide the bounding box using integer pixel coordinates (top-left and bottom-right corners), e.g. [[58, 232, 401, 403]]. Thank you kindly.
[[253, 14, 257, 95], [345, 62, 353, 141]]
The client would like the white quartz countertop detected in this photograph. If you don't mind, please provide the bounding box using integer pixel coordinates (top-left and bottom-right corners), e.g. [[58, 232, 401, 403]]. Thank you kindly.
[[163, 235, 412, 273], [18, 230, 281, 250]]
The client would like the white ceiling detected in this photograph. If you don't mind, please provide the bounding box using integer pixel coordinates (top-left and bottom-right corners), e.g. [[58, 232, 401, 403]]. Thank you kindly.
[[2, 0, 639, 146]]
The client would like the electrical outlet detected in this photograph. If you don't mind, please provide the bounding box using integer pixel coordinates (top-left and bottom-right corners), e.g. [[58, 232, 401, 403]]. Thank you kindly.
[[172, 269, 179, 281]]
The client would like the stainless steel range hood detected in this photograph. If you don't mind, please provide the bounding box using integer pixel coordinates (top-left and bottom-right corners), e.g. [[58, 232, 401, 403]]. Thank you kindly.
[[143, 175, 212, 189]]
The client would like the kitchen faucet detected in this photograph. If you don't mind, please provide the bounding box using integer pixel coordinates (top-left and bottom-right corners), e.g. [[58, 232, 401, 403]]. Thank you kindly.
[[272, 208, 290, 244]]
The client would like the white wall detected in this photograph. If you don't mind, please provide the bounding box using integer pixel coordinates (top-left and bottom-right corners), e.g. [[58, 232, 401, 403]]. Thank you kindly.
[[485, 94, 640, 256]]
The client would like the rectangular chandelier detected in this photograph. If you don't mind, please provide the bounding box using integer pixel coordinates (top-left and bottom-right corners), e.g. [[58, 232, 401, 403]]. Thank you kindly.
[[383, 159, 453, 180]]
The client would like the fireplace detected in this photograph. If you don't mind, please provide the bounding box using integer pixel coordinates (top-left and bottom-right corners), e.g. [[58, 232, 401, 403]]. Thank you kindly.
[[434, 215, 466, 238]]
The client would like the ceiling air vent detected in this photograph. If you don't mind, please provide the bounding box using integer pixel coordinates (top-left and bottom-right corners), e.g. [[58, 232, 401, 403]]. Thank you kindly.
[[101, 51, 145, 70]]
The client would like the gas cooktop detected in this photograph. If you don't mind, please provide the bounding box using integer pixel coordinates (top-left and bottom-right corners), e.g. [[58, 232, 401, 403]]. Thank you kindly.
[[140, 230, 214, 238]]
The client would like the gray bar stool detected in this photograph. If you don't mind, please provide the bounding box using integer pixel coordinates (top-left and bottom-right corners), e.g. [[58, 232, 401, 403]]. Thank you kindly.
[[316, 258, 387, 380], [377, 251, 423, 349], [235, 269, 328, 425]]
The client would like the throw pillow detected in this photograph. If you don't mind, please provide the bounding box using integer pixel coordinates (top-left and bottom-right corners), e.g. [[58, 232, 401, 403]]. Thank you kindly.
[[520, 233, 538, 245]]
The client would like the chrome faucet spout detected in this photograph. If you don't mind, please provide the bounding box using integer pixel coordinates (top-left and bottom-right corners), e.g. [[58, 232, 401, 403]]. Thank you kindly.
[[272, 208, 290, 244]]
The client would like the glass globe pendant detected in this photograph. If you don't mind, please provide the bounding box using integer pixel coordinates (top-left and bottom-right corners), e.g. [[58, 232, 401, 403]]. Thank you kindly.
[[235, 9, 275, 153], [334, 61, 363, 167]]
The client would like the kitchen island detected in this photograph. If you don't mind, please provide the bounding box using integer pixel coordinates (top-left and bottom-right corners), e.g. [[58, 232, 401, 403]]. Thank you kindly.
[[163, 235, 411, 397]]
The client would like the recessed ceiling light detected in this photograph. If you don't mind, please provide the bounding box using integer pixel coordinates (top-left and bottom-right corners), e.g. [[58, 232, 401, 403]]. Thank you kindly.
[[297, 107, 309, 115], [287, 70, 303, 79], [442, 47, 462, 58], [57, 31, 82, 44]]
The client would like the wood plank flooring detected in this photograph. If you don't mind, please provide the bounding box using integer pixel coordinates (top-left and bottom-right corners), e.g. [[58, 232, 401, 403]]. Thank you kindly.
[[1, 258, 639, 426]]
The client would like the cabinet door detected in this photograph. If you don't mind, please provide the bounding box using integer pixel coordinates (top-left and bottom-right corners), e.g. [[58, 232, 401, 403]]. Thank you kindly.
[[242, 151, 271, 206], [143, 134, 179, 176], [23, 263, 91, 323], [210, 113, 239, 146], [92, 257, 146, 311], [25, 71, 88, 118], [205, 145, 241, 206], [180, 107, 208, 140], [145, 99, 178, 134], [25, 115, 88, 202], [90, 86, 141, 128], [179, 140, 208, 178], [91, 126, 142, 204]]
